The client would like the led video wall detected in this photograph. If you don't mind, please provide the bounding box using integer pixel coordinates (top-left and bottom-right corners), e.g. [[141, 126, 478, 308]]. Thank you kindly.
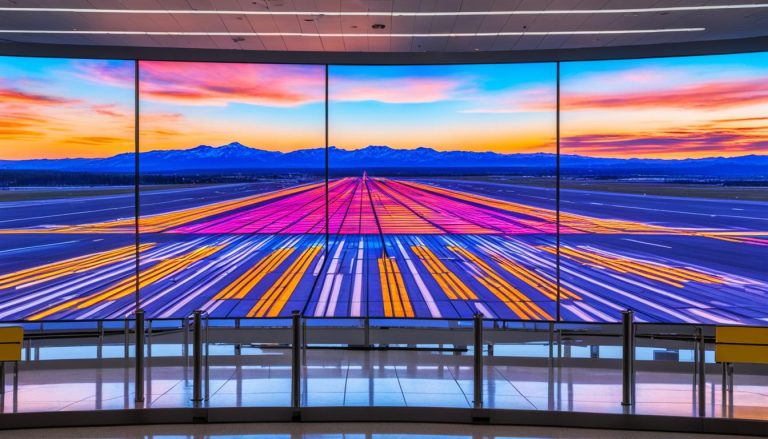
[[321, 64, 557, 320], [0, 54, 766, 324], [0, 57, 136, 321], [560, 52, 768, 324]]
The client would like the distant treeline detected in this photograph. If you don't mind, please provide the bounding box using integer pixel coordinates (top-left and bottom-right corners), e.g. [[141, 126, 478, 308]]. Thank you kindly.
[[0, 169, 325, 187], [0, 170, 134, 187], [2, 167, 765, 187]]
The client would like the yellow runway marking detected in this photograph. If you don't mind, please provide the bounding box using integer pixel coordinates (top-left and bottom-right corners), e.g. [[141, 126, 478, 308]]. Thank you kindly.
[[378, 256, 414, 318], [541, 246, 723, 287], [27, 244, 225, 321], [449, 246, 552, 320], [215, 248, 295, 300], [411, 245, 476, 300], [0, 244, 154, 290], [248, 245, 322, 318], [489, 253, 580, 301]]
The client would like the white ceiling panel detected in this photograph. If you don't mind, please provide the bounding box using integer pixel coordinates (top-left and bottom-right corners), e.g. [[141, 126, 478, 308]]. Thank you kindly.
[[0, 0, 765, 52]]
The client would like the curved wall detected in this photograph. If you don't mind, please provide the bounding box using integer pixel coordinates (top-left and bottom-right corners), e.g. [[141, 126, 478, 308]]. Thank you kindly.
[[0, 41, 766, 324]]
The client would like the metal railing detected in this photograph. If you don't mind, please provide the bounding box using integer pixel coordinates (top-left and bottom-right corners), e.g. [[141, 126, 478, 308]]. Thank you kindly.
[[621, 309, 635, 407], [186, 310, 210, 404], [6, 311, 754, 419]]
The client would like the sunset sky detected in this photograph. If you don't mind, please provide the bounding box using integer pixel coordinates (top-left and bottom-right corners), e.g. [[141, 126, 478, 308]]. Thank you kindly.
[[139, 61, 325, 153], [329, 63, 556, 154], [561, 52, 768, 159], [0, 57, 134, 160], [4, 54, 766, 161]]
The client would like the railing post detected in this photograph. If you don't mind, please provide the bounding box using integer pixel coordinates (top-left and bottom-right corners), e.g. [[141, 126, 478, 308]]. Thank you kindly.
[[473, 313, 483, 409], [97, 320, 104, 359], [301, 317, 307, 366], [134, 309, 145, 403], [364, 316, 371, 348], [721, 361, 727, 409], [291, 310, 301, 410], [147, 319, 153, 358], [192, 310, 203, 404], [621, 309, 635, 407], [123, 319, 129, 360], [204, 313, 210, 402], [697, 326, 706, 417], [183, 316, 190, 369]]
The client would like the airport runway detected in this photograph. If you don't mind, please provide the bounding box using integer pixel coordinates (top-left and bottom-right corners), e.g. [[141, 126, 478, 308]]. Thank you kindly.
[[0, 175, 766, 323]]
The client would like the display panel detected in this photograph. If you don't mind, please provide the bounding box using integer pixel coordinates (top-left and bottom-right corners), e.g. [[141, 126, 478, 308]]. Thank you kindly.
[[322, 64, 559, 319], [1, 52, 766, 323], [136, 61, 326, 319], [0, 57, 136, 320], [561, 53, 768, 324]]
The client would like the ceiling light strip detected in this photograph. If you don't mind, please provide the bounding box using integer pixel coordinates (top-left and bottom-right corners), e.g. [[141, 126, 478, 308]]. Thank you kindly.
[[0, 4, 766, 16], [0, 29, 705, 37]]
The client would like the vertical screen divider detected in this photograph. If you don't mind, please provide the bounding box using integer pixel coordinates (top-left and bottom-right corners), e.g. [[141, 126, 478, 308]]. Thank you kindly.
[[325, 64, 329, 249], [301, 64, 332, 318], [134, 59, 140, 316], [556, 61, 561, 323]]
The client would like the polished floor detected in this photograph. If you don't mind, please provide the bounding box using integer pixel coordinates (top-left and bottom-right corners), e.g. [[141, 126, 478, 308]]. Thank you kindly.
[[0, 422, 758, 438], [2, 348, 767, 420]]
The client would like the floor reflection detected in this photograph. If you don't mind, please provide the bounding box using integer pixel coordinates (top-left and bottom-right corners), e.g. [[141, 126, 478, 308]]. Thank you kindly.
[[0, 422, 756, 439], [1, 348, 767, 421]]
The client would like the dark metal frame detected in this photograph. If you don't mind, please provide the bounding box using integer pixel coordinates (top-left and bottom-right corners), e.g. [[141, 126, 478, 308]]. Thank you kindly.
[[0, 33, 766, 435], [1, 406, 767, 436], [0, 35, 767, 64], [0, 35, 765, 327]]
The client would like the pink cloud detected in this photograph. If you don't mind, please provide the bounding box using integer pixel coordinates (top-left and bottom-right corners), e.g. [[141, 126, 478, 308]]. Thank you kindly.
[[461, 86, 555, 113], [563, 78, 768, 111], [139, 61, 325, 107], [73, 60, 135, 87], [91, 104, 129, 118], [331, 77, 462, 104]]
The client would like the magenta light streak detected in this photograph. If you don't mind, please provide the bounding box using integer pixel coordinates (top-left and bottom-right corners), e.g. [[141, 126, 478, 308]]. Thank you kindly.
[[170, 176, 559, 235]]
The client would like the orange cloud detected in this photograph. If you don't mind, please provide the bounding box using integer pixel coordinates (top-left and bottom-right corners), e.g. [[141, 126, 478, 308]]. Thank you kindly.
[[0, 85, 77, 106], [563, 125, 768, 159], [139, 61, 324, 107], [65, 136, 130, 146], [563, 78, 768, 111], [0, 83, 133, 159]]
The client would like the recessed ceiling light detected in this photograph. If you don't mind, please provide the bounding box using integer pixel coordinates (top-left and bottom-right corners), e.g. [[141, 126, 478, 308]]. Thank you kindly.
[[0, 28, 706, 37], [0, 4, 765, 16]]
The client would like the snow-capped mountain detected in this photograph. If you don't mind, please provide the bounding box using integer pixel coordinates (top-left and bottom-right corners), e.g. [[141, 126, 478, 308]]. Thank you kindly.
[[0, 142, 766, 178]]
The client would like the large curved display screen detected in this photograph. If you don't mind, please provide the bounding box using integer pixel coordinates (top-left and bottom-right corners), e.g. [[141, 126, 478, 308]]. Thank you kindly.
[[0, 53, 765, 324]]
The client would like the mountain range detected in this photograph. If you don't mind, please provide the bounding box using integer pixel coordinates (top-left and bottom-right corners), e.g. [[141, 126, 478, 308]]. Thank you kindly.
[[1, 142, 766, 178]]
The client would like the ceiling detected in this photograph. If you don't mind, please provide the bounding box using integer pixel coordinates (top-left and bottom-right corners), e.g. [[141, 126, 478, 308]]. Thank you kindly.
[[0, 0, 767, 53]]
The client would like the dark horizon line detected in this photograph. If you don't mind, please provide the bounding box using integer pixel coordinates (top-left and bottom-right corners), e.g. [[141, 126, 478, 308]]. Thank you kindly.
[[1, 142, 767, 163]]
